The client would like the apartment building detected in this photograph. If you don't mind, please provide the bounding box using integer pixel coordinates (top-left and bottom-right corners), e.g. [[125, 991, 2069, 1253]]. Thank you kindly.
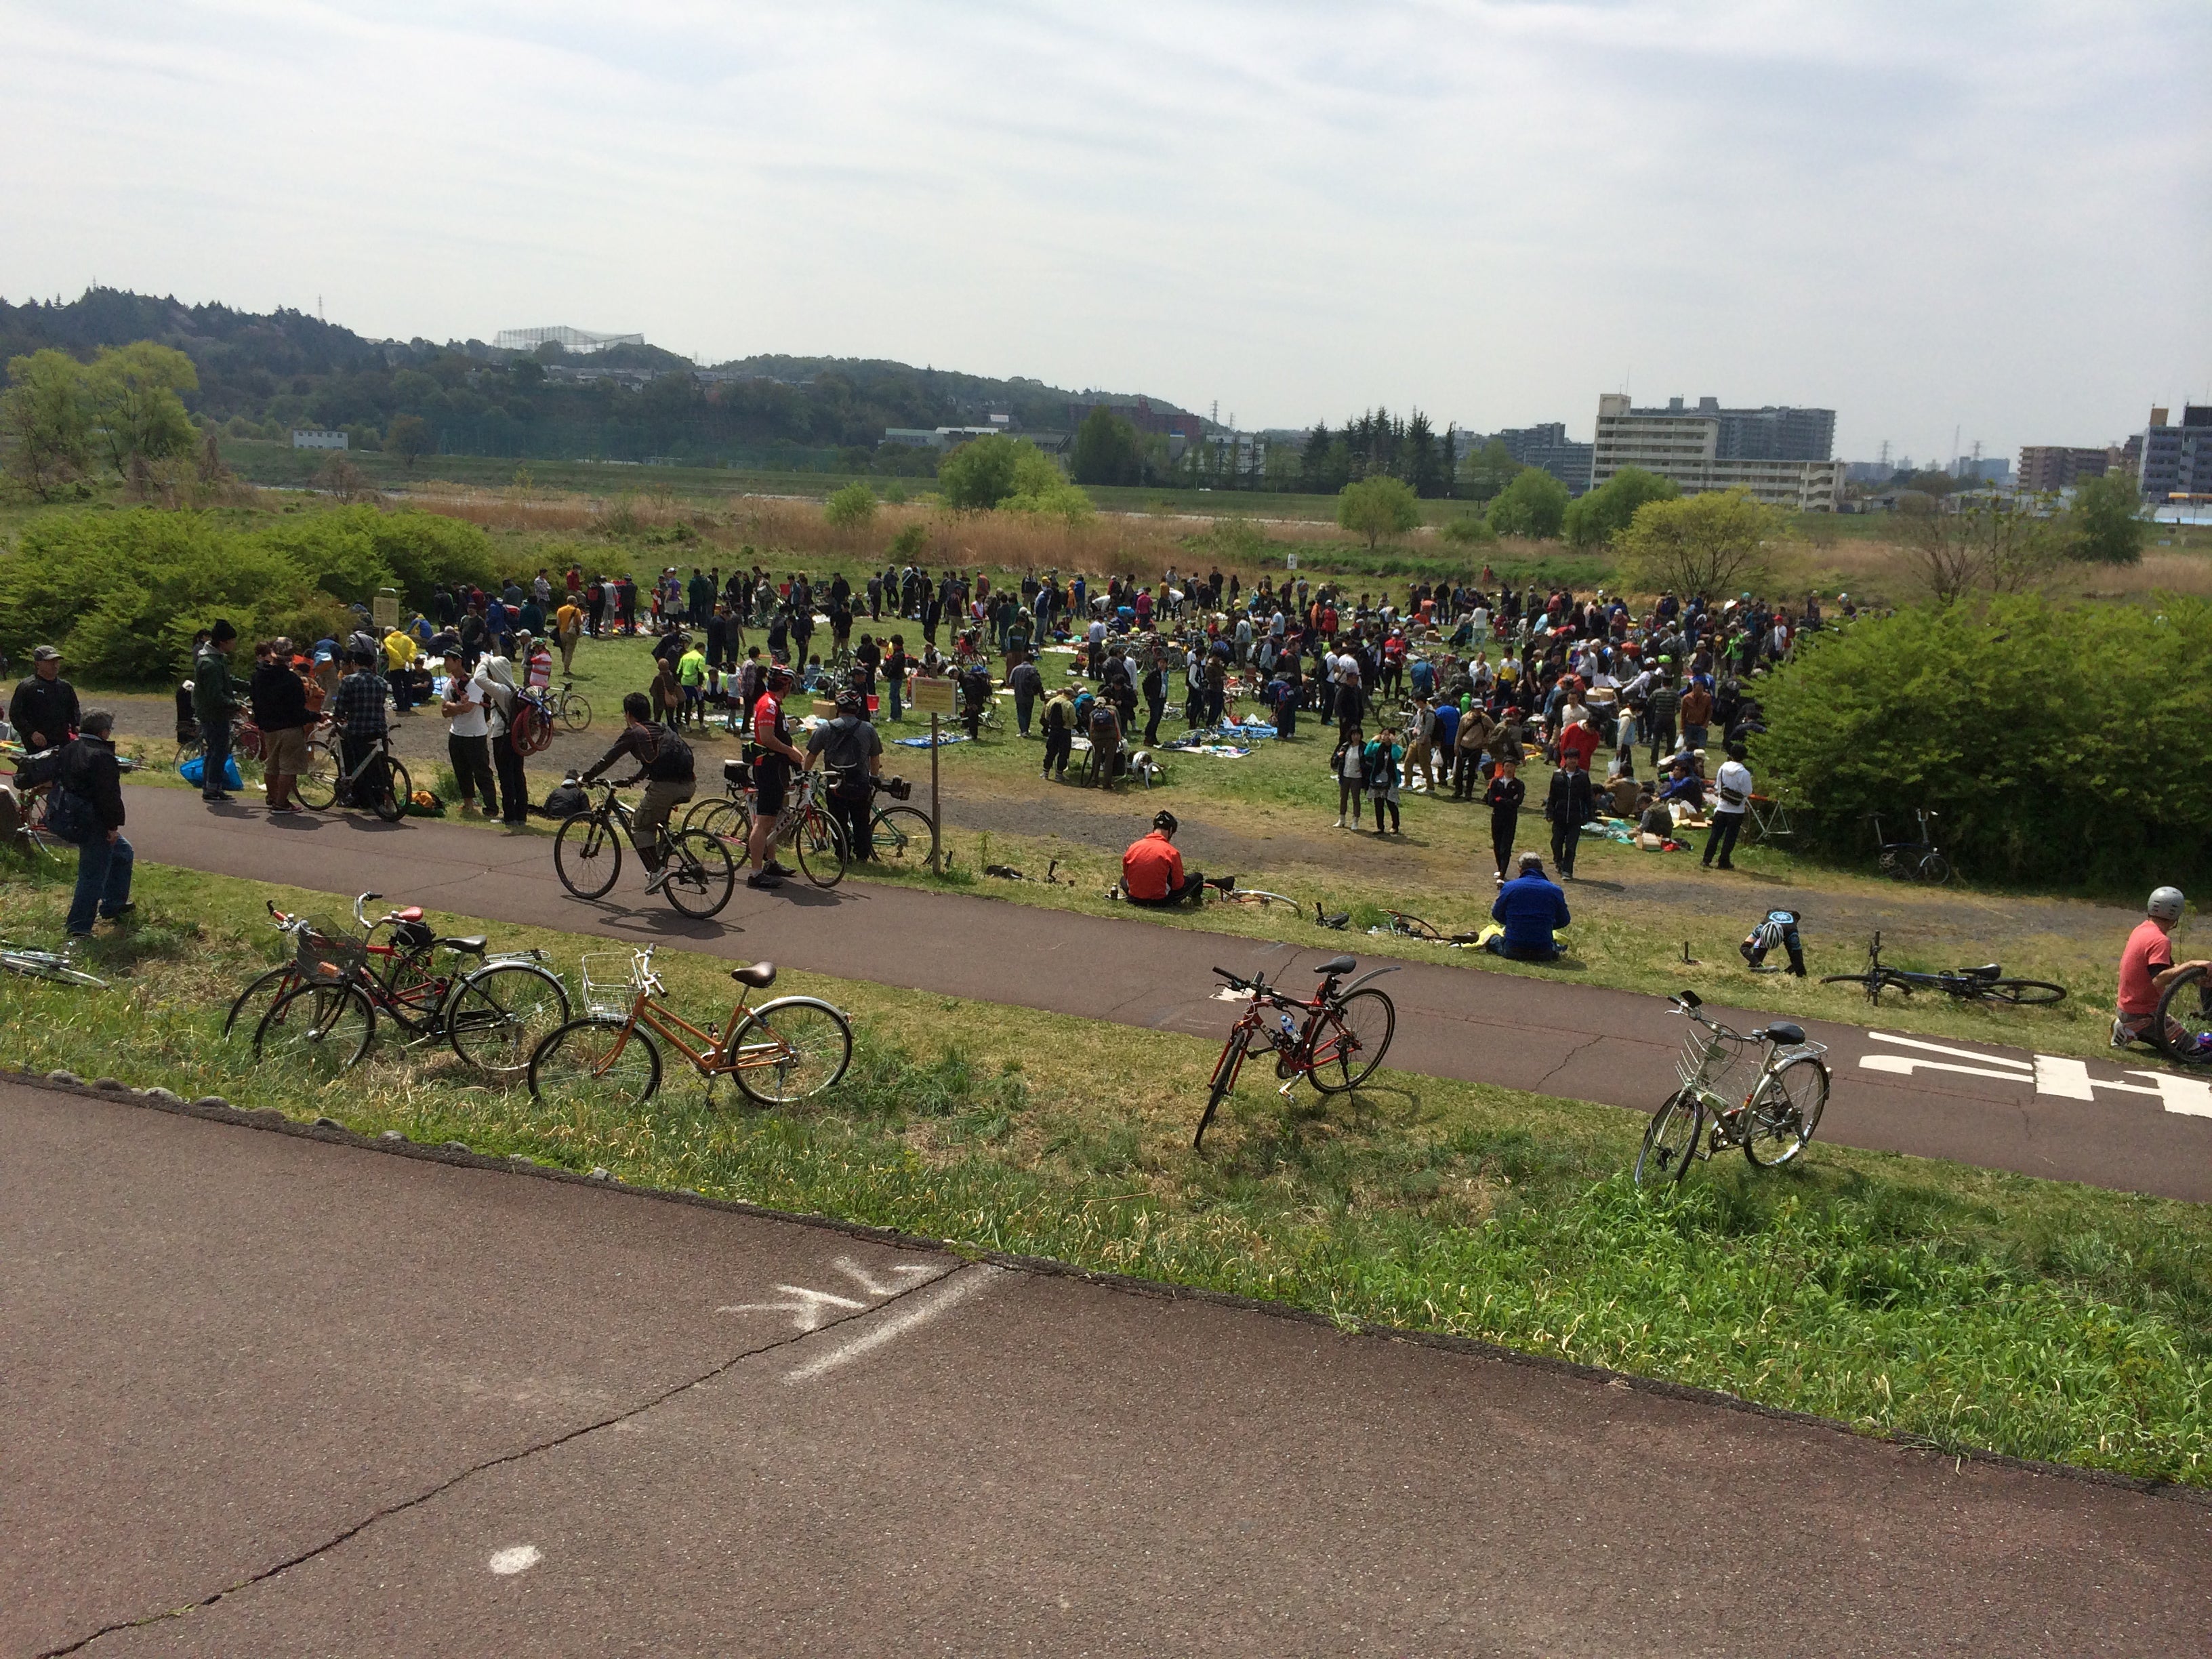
[[2016, 445, 2109, 493], [1590, 394, 1841, 510]]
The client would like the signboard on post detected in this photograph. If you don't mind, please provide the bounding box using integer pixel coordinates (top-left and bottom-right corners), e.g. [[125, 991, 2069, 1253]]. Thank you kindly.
[[908, 676, 956, 715], [371, 586, 401, 628], [1285, 553, 1298, 571]]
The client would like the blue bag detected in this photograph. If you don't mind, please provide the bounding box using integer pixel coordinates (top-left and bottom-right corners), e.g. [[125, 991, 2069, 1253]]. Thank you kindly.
[[178, 755, 245, 790]]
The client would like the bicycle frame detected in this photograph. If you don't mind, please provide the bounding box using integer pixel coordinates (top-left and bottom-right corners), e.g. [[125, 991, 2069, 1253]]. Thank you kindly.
[[598, 984, 800, 1081]]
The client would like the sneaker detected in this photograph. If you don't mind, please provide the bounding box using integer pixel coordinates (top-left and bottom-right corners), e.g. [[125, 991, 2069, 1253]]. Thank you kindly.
[[101, 902, 138, 921], [746, 871, 783, 890], [764, 860, 798, 879], [2112, 1019, 2132, 1049], [642, 867, 671, 893]]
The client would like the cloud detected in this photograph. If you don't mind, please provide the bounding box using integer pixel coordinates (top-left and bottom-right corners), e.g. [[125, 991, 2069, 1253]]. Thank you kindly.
[[1, 0, 2205, 459]]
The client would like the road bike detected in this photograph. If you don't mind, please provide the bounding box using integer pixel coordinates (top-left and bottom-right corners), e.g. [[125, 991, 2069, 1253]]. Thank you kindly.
[[1374, 909, 1485, 945], [241, 893, 570, 1078], [1742, 790, 1798, 846], [1818, 930, 2064, 1006], [682, 767, 850, 887], [296, 731, 410, 820], [1202, 875, 1300, 911], [1, 940, 108, 987], [1635, 990, 1830, 1186], [2149, 964, 2212, 1064], [529, 947, 852, 1109], [1195, 956, 1401, 1149], [1870, 809, 1950, 884], [554, 780, 737, 918]]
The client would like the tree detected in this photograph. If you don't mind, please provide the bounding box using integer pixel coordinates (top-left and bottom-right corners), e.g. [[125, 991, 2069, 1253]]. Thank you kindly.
[[1, 349, 93, 500], [1893, 495, 2062, 606], [937, 433, 1050, 510], [823, 480, 878, 529], [1069, 407, 1141, 486], [1337, 475, 1420, 551], [1616, 489, 1784, 598], [1563, 466, 1679, 548], [2064, 471, 2149, 566], [1486, 468, 1570, 539], [386, 413, 430, 472], [1459, 439, 1521, 502], [83, 342, 199, 480]]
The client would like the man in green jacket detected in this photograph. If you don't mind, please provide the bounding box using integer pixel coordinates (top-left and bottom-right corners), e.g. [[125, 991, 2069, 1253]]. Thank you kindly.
[[191, 619, 243, 803]]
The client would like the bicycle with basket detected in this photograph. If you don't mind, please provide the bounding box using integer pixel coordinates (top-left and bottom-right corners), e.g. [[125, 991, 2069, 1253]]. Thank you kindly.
[[1635, 991, 1832, 1186]]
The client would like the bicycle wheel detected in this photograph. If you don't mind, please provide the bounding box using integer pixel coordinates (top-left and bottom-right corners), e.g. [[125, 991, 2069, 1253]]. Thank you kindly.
[[510, 703, 548, 757], [1309, 986, 1395, 1094], [1917, 852, 1952, 885], [294, 741, 340, 811], [554, 813, 622, 898], [792, 806, 847, 888], [2156, 966, 2212, 1063], [1193, 1027, 1252, 1149], [224, 966, 296, 1041], [254, 982, 375, 1074], [662, 829, 736, 920], [1818, 972, 1885, 1005], [559, 691, 592, 733], [372, 757, 411, 823], [727, 997, 853, 1105], [686, 796, 751, 841], [1977, 979, 2067, 1008], [445, 961, 571, 1078], [1635, 1091, 1704, 1187], [0, 949, 108, 988], [527, 1015, 661, 1109], [1743, 1055, 1830, 1168], [868, 804, 937, 865]]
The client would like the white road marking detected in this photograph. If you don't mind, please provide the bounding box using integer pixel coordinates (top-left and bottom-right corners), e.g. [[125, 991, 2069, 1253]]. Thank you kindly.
[[489, 1544, 541, 1575], [783, 1266, 997, 1383], [716, 1285, 867, 1331], [1867, 1031, 2032, 1069], [832, 1255, 941, 1298], [1858, 1031, 2212, 1117]]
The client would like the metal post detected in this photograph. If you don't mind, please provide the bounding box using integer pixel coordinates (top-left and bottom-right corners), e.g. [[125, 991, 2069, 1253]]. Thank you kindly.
[[928, 713, 941, 874]]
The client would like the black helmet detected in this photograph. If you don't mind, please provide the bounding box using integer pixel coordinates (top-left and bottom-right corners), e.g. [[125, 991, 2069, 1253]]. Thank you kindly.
[[765, 664, 794, 689], [1153, 810, 1179, 835], [834, 688, 864, 716]]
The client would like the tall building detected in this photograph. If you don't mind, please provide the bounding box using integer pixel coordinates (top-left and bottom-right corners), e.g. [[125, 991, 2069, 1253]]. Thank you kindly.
[[1590, 394, 1841, 510], [1488, 422, 1595, 495], [2139, 406, 2212, 503], [2017, 446, 2109, 493]]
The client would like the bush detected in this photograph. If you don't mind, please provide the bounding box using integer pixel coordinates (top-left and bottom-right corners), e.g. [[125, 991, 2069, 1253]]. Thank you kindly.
[[939, 434, 1060, 512], [824, 480, 878, 530], [1755, 595, 2212, 886], [2064, 472, 2149, 567], [1486, 468, 1570, 540], [1441, 514, 1496, 546], [1336, 476, 1420, 551], [1563, 466, 1679, 549]]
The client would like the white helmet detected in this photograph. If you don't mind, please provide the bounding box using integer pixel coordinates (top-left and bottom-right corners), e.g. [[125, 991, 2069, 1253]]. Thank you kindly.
[[2148, 886, 2186, 921]]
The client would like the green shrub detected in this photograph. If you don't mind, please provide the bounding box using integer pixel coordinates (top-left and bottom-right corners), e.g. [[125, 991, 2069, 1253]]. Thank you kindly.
[[1563, 466, 1679, 549], [1486, 468, 1570, 539], [1756, 596, 2212, 886]]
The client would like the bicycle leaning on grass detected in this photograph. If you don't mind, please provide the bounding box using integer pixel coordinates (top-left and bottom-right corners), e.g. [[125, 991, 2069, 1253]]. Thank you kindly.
[[528, 947, 852, 1108], [1635, 991, 1831, 1187], [1194, 955, 1401, 1149]]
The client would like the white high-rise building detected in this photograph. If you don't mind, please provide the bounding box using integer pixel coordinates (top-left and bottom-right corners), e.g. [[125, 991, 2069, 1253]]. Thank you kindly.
[[1591, 394, 1841, 510]]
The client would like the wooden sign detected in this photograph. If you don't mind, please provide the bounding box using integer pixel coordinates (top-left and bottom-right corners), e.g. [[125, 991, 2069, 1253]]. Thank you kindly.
[[371, 586, 401, 628], [907, 676, 956, 714]]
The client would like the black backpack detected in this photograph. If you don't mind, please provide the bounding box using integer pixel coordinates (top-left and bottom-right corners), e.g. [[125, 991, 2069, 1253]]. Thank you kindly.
[[642, 726, 694, 783]]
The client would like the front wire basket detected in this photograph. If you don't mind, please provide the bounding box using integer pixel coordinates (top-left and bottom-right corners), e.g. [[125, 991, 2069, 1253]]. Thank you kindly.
[[293, 922, 369, 985], [580, 950, 646, 1017]]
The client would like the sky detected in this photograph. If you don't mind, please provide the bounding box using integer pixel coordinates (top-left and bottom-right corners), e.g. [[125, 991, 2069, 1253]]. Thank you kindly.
[[3, 0, 2207, 462]]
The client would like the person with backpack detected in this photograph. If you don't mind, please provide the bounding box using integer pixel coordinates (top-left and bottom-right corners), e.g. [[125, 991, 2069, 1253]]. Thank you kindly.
[[439, 649, 499, 817], [1087, 694, 1123, 788], [478, 651, 531, 826], [806, 689, 883, 861], [580, 691, 697, 894], [1040, 687, 1076, 781], [54, 710, 135, 937]]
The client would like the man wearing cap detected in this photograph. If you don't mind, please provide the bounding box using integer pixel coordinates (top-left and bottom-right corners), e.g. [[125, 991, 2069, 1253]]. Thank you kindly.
[[9, 645, 79, 752], [2114, 888, 2212, 1052], [1488, 851, 1570, 960], [191, 621, 243, 803], [441, 648, 498, 816]]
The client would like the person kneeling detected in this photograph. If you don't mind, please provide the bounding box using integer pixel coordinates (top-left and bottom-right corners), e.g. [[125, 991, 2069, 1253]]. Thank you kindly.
[[1122, 810, 1204, 907], [1486, 851, 1568, 961]]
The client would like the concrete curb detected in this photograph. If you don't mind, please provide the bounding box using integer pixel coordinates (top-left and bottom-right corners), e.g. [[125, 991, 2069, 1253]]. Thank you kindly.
[[12, 1064, 2208, 1514]]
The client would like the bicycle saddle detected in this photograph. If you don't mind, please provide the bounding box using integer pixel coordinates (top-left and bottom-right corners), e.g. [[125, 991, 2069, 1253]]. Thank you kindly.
[[731, 962, 777, 988], [1758, 1021, 1807, 1046], [441, 935, 488, 954], [1315, 954, 1357, 977], [1960, 964, 2002, 979], [393, 907, 424, 922]]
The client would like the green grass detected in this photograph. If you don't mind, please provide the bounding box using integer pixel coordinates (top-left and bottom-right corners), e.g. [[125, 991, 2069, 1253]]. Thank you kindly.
[[3, 856, 2209, 1485]]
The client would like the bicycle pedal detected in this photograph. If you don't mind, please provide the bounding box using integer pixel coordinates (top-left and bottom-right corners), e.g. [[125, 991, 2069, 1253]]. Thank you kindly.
[[1276, 1075, 1301, 1097]]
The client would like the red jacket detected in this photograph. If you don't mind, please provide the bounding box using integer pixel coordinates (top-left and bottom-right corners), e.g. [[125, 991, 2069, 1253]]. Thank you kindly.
[[1122, 830, 1184, 901]]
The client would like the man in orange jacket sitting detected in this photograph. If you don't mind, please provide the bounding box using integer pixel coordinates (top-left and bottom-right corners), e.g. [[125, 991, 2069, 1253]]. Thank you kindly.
[[1122, 810, 1205, 907]]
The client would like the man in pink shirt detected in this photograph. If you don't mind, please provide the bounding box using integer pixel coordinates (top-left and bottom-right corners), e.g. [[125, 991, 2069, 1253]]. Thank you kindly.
[[2114, 886, 2212, 1052]]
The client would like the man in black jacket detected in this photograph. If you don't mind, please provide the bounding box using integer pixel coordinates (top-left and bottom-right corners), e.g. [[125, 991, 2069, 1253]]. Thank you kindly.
[[10, 645, 80, 751], [1544, 750, 1595, 879], [249, 638, 314, 814], [60, 710, 134, 936]]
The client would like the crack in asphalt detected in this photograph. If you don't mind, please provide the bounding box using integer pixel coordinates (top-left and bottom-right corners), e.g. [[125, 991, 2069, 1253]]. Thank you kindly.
[[1530, 1031, 1608, 1094], [42, 1263, 962, 1657]]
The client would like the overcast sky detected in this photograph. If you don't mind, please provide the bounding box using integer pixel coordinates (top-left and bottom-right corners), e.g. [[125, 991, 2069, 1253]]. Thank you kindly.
[[5, 1, 2206, 461]]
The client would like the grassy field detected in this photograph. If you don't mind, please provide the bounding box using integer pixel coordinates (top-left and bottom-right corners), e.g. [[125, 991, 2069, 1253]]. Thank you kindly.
[[3, 855, 2207, 1486]]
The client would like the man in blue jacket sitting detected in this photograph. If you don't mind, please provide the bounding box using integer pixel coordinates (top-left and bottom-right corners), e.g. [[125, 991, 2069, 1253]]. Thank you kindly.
[[1488, 851, 1570, 961]]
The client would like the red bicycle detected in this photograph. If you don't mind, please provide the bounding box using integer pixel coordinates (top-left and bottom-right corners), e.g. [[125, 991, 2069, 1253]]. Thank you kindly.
[[1194, 954, 1400, 1149]]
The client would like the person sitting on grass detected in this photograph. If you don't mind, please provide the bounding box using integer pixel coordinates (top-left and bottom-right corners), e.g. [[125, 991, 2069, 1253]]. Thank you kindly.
[[2114, 886, 2212, 1054], [1122, 810, 1204, 907], [1487, 851, 1569, 962]]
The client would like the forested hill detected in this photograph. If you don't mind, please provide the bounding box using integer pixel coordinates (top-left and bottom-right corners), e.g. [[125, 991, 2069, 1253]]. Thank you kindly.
[[0, 287, 1200, 469]]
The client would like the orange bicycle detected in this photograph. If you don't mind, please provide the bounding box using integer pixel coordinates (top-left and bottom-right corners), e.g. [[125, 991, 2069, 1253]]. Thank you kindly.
[[1193, 954, 1399, 1149], [526, 947, 851, 1107]]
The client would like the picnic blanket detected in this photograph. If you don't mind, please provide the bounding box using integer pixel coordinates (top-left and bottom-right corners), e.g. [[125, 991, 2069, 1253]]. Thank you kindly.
[[893, 732, 970, 749], [1171, 743, 1252, 760]]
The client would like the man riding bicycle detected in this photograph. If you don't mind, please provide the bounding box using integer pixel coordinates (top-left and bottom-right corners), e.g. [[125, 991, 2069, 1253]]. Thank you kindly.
[[1122, 809, 1204, 907], [579, 691, 695, 894]]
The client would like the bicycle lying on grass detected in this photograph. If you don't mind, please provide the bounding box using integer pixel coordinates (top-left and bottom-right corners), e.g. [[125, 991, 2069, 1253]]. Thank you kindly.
[[232, 893, 569, 1078], [1195, 956, 1401, 1149], [1, 940, 107, 987], [528, 947, 851, 1108], [1202, 875, 1300, 911], [1635, 991, 1830, 1187], [1818, 931, 2066, 1006], [1374, 909, 1485, 946]]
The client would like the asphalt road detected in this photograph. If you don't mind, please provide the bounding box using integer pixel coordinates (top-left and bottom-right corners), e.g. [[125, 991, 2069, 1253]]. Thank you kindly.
[[9, 1078, 2208, 1658], [115, 786, 2212, 1201]]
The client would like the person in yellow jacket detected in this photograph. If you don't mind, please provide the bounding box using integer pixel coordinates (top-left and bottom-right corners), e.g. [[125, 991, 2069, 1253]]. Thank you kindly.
[[383, 626, 421, 714], [554, 598, 586, 674]]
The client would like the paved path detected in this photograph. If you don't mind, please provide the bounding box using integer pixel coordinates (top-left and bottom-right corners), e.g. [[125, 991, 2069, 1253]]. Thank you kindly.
[[119, 787, 2212, 1201], [8, 1078, 2207, 1658]]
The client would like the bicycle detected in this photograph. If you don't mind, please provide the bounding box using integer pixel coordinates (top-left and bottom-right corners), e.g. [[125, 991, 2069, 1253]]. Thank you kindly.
[[1194, 956, 1401, 1149], [1870, 809, 1950, 884], [510, 681, 592, 754], [4, 743, 143, 862], [1818, 931, 2065, 1007], [2152, 965, 2212, 1063], [1, 940, 108, 987], [1635, 990, 1830, 1186], [682, 768, 851, 888], [1375, 909, 1485, 945], [553, 780, 737, 918], [1742, 790, 1797, 846], [529, 947, 852, 1109], [296, 731, 411, 820], [1202, 875, 1300, 911], [237, 894, 570, 1078]]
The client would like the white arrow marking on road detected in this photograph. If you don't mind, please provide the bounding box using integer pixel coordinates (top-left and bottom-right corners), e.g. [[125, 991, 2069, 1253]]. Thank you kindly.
[[784, 1267, 998, 1383], [1860, 1030, 2212, 1117], [1860, 1031, 2034, 1085], [717, 1285, 868, 1331], [1868, 1031, 2033, 1069], [832, 1256, 941, 1298]]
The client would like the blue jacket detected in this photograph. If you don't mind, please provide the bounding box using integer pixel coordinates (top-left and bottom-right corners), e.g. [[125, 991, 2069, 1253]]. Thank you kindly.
[[1492, 873, 1570, 953]]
